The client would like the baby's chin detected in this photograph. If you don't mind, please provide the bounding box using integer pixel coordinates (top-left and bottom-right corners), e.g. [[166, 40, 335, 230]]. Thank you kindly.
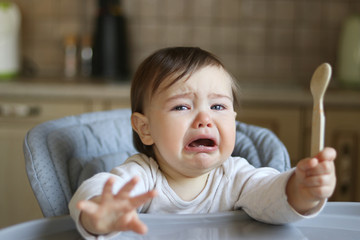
[[184, 154, 228, 174]]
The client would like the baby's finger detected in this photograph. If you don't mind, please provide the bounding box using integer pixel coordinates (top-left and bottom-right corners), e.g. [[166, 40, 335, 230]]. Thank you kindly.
[[296, 157, 318, 172], [315, 147, 337, 162], [128, 217, 148, 235], [115, 176, 140, 199], [102, 177, 116, 202], [304, 160, 334, 177], [302, 174, 333, 188], [129, 190, 158, 209], [305, 185, 335, 199]]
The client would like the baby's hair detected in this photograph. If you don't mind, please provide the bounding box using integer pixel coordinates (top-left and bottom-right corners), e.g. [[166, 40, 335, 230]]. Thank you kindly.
[[130, 47, 240, 157]]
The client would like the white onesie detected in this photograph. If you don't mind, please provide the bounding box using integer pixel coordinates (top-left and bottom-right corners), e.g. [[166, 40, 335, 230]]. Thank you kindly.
[[69, 153, 324, 239]]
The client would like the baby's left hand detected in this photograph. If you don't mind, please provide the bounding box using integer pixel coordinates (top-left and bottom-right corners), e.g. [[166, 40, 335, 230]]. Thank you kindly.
[[286, 147, 337, 214]]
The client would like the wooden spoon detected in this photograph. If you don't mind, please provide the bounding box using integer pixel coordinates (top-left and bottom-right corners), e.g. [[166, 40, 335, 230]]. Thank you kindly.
[[310, 63, 332, 156]]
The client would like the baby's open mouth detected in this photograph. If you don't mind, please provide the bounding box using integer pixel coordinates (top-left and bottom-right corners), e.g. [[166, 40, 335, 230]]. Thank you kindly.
[[188, 139, 216, 147], [185, 135, 218, 152]]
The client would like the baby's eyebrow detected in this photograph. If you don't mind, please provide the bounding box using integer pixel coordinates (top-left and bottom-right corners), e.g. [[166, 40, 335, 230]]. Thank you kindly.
[[166, 92, 233, 102], [166, 92, 194, 101], [208, 93, 233, 101]]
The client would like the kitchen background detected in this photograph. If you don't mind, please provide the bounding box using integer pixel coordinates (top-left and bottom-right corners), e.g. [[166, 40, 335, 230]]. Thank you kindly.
[[9, 0, 360, 86], [1, 0, 360, 229]]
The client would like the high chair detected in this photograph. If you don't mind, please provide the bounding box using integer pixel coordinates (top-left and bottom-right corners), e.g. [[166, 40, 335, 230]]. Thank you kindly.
[[23, 108, 290, 217]]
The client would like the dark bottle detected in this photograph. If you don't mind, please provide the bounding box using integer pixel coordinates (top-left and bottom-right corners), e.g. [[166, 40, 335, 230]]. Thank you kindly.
[[92, 0, 129, 81]]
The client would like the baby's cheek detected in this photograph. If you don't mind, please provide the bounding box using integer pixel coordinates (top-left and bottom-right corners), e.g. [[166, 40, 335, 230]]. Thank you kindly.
[[223, 129, 236, 154]]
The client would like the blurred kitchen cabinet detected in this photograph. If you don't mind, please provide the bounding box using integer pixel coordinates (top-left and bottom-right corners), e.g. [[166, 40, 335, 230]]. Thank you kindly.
[[237, 106, 303, 166], [0, 122, 42, 228], [108, 98, 131, 109], [0, 99, 91, 228], [304, 109, 360, 202], [96, 98, 131, 111]]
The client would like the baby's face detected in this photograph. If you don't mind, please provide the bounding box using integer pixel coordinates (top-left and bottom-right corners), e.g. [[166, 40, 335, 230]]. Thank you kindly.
[[145, 66, 237, 178]]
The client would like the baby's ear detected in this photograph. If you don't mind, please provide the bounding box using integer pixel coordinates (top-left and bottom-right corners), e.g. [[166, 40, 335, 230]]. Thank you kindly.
[[131, 112, 154, 146]]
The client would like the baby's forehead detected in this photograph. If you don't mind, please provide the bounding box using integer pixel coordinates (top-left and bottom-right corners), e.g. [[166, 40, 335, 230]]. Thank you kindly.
[[157, 66, 233, 97], [162, 65, 230, 87]]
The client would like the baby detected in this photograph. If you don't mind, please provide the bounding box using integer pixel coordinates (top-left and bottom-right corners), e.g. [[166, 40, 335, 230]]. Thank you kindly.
[[69, 47, 336, 239]]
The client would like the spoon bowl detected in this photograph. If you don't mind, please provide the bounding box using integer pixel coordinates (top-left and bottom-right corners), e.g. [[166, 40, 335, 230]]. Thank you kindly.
[[310, 63, 332, 101], [310, 63, 332, 156]]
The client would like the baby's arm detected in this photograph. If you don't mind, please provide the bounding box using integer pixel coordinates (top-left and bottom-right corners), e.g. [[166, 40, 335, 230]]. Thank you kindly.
[[77, 176, 157, 236], [286, 147, 336, 214]]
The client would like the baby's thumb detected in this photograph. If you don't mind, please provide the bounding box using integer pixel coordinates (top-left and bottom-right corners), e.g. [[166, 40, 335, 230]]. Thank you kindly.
[[297, 157, 318, 172], [316, 147, 337, 162], [77, 200, 98, 214]]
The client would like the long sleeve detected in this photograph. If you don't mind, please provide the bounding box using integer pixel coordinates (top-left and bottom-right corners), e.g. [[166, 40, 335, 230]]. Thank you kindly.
[[231, 161, 326, 224]]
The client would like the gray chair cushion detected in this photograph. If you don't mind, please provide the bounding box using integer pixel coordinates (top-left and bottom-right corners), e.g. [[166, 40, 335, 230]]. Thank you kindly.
[[23, 108, 290, 217]]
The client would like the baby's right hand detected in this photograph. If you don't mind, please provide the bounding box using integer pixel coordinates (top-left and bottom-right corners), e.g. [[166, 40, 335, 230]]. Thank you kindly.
[[77, 176, 157, 235]]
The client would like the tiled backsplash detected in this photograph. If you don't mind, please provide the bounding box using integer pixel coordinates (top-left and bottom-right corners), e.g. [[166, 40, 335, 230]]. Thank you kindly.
[[10, 0, 360, 86]]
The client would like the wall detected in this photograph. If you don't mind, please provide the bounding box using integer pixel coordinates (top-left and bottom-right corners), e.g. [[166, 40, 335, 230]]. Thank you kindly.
[[10, 0, 360, 86]]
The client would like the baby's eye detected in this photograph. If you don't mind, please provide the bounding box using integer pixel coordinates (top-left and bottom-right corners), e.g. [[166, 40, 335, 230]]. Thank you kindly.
[[173, 105, 189, 111], [211, 104, 225, 111]]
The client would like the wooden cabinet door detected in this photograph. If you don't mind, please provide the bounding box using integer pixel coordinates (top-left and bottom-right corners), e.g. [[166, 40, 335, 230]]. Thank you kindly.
[[0, 100, 90, 227], [325, 109, 360, 202], [0, 122, 43, 228], [237, 106, 303, 166]]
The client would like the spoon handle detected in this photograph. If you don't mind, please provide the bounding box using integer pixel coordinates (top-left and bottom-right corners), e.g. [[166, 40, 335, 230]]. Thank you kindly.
[[311, 101, 325, 156]]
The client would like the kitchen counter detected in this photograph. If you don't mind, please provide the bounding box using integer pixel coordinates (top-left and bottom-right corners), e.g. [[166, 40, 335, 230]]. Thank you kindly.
[[0, 79, 131, 100], [1, 80, 359, 108]]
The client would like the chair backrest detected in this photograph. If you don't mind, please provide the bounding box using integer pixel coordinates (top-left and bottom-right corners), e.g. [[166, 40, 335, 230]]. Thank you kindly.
[[23, 108, 290, 217]]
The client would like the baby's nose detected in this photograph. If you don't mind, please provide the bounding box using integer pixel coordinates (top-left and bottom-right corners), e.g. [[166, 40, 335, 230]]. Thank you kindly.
[[193, 111, 213, 128]]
